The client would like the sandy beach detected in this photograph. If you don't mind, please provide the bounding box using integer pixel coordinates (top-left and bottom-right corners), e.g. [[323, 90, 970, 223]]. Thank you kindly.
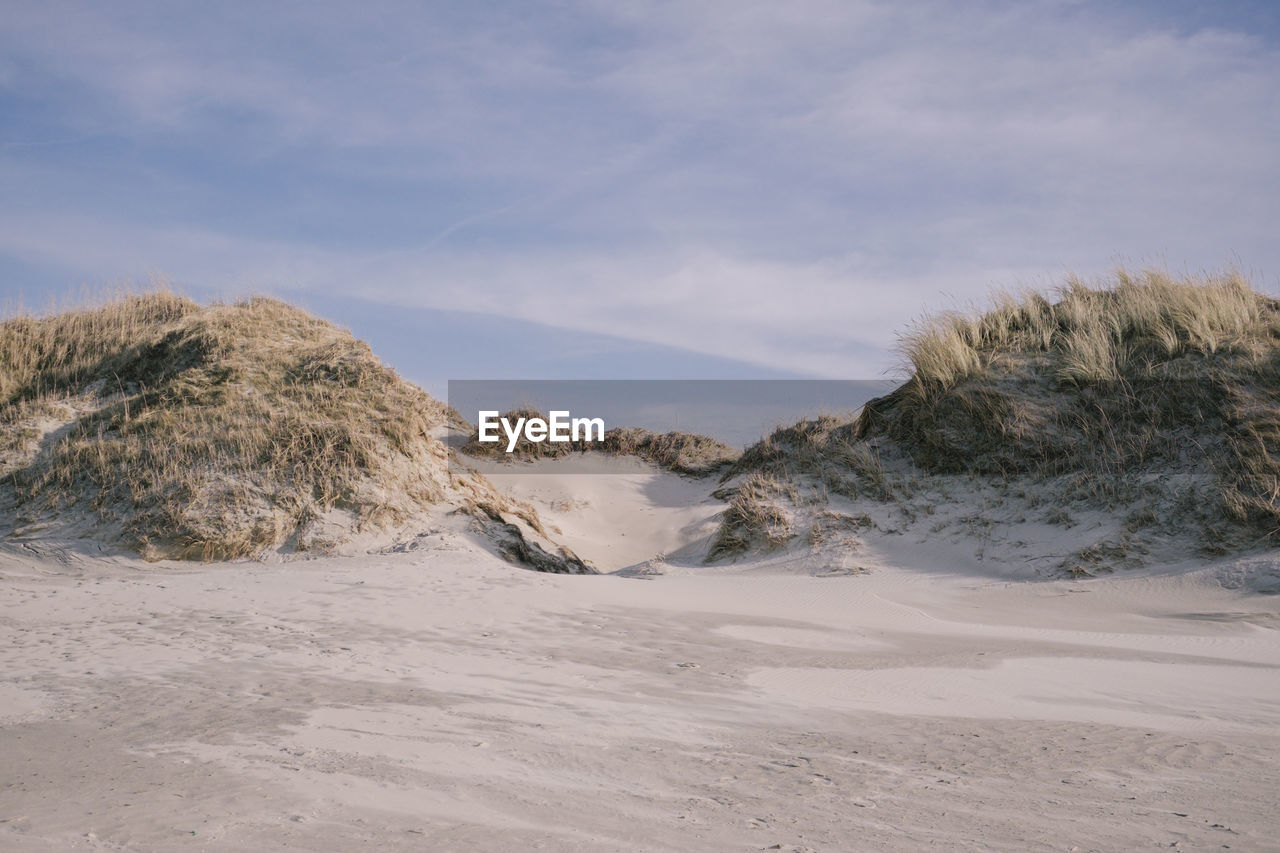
[[3, 505, 1278, 851]]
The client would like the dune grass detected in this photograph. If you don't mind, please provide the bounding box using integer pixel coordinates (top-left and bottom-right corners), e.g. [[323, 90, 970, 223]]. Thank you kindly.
[[707, 470, 795, 559], [601, 427, 740, 476], [715, 269, 1280, 565], [897, 269, 1261, 391], [2, 291, 454, 559], [866, 268, 1280, 544]]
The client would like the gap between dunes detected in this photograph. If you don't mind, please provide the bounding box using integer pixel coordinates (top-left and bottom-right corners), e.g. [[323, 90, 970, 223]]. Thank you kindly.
[[481, 455, 728, 572]]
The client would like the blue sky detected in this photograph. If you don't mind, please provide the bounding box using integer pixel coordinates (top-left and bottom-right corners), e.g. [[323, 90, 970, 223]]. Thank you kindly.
[[2, 0, 1278, 391]]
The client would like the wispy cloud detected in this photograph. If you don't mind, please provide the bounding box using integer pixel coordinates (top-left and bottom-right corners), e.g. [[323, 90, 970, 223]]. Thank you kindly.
[[2, 1, 1277, 377]]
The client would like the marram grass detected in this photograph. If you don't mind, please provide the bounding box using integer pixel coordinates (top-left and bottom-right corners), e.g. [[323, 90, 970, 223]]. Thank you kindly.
[[714, 269, 1280, 567], [1, 292, 454, 559]]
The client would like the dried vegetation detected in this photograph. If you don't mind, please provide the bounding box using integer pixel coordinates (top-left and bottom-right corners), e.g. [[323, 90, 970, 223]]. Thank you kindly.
[[711, 269, 1280, 571], [0, 291, 540, 561]]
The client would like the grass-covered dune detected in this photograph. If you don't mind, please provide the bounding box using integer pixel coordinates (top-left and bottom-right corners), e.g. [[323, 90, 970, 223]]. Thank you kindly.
[[0, 292, 584, 568], [712, 270, 1280, 573]]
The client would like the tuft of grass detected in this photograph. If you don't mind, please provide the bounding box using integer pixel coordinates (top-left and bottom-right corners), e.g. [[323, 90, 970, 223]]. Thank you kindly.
[[724, 414, 899, 502], [1, 290, 199, 405], [897, 269, 1259, 393], [707, 471, 795, 559], [459, 408, 574, 462], [600, 427, 739, 476]]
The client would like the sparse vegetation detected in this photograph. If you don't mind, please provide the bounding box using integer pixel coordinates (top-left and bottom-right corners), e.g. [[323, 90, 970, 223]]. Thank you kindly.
[[1043, 507, 1076, 528], [601, 427, 740, 476], [727, 415, 899, 502], [708, 470, 795, 559]]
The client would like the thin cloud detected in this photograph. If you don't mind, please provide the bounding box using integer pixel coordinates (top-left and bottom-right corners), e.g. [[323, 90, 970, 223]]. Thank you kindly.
[[1, 0, 1277, 378]]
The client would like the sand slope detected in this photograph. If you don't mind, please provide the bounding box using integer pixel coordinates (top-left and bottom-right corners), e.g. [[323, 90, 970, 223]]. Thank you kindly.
[[2, 531, 1278, 852], [482, 455, 727, 571]]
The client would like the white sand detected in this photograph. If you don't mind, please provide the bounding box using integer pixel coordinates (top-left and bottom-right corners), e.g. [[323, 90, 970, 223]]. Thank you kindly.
[[2, 464, 1280, 851], [483, 455, 727, 570]]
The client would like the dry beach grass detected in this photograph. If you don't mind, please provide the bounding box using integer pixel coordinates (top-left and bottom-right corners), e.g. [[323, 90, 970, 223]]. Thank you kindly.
[[0, 291, 582, 567], [711, 269, 1280, 575], [1, 292, 455, 558]]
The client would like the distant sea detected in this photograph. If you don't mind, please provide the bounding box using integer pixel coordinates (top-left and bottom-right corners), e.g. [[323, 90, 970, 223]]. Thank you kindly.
[[448, 379, 898, 450]]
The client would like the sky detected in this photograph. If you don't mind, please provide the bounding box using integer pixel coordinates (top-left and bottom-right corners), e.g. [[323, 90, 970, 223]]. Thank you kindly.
[[2, 0, 1278, 391]]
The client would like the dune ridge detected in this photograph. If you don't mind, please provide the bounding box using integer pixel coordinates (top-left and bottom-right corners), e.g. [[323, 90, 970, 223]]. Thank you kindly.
[[710, 269, 1280, 581]]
